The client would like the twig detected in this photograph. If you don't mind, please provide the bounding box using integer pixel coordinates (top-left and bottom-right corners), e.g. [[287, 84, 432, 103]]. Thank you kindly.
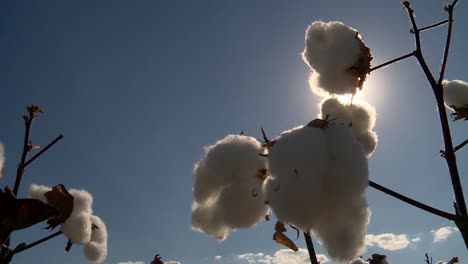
[[368, 180, 457, 221], [24, 135, 64, 168], [447, 257, 459, 264], [369, 52, 414, 72], [414, 19, 449, 33], [12, 231, 62, 255], [437, 4, 455, 87], [425, 253, 432, 264], [453, 139, 468, 153], [403, 1, 422, 51], [12, 109, 35, 196], [303, 232, 319, 264]]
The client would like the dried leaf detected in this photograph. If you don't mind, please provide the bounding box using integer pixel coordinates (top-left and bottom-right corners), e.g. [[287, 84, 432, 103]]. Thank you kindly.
[[272, 221, 298, 252], [289, 224, 300, 240], [151, 254, 164, 264], [306, 114, 334, 129], [347, 32, 373, 91], [452, 106, 468, 121], [265, 215, 270, 221], [44, 184, 74, 230]]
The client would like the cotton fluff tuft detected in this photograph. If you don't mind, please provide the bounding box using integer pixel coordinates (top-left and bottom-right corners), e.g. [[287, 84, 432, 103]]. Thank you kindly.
[[84, 215, 108, 263], [61, 212, 93, 244], [263, 124, 370, 261], [302, 21, 371, 95], [28, 184, 51, 203], [0, 143, 4, 178], [69, 189, 94, 214], [191, 135, 269, 240], [442, 80, 468, 110], [319, 97, 378, 157]]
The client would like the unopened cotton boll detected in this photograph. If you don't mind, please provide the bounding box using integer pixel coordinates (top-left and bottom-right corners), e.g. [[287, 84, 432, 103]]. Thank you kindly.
[[302, 21, 372, 95], [442, 80, 468, 110], [191, 135, 269, 240], [61, 212, 93, 244], [84, 215, 108, 263], [263, 124, 369, 261], [319, 97, 378, 157]]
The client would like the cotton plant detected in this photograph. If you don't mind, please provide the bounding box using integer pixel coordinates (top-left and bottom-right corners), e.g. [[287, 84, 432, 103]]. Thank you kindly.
[[0, 105, 107, 264]]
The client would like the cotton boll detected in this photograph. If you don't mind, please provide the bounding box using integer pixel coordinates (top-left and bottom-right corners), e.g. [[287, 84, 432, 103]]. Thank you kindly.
[[264, 124, 370, 261], [61, 212, 92, 244], [191, 135, 269, 240], [442, 80, 468, 110], [28, 184, 52, 203], [83, 215, 108, 263], [69, 189, 93, 215], [302, 21, 372, 95], [319, 97, 378, 157]]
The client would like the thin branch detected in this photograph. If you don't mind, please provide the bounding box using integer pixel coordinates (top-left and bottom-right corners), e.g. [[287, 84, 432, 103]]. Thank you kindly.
[[369, 52, 414, 72], [403, 1, 422, 51], [454, 139, 468, 153], [12, 115, 34, 196], [414, 19, 449, 33], [303, 232, 319, 264], [368, 180, 457, 221], [452, 0, 459, 7], [437, 5, 455, 87], [24, 135, 64, 168], [12, 231, 62, 255]]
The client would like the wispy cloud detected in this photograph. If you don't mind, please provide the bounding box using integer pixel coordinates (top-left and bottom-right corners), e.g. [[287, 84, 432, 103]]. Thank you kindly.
[[432, 226, 458, 243], [237, 248, 328, 264], [365, 233, 417, 251]]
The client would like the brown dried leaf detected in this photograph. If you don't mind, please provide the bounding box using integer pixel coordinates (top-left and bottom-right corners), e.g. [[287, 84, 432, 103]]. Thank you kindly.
[[452, 106, 468, 121], [151, 254, 164, 264], [265, 215, 270, 221], [272, 221, 298, 252], [347, 33, 373, 91], [44, 184, 74, 229]]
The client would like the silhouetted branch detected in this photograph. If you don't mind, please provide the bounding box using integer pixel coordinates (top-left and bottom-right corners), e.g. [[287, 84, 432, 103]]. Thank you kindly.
[[12, 231, 62, 255], [454, 139, 468, 153], [24, 135, 64, 168], [303, 232, 319, 264], [414, 19, 449, 33], [369, 52, 414, 72]]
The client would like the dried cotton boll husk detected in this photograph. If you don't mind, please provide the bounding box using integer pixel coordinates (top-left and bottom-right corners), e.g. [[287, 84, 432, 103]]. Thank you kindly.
[[69, 189, 94, 215], [302, 21, 372, 95], [442, 80, 468, 110], [61, 212, 93, 244], [28, 184, 51, 203], [83, 215, 108, 263], [191, 135, 269, 240]]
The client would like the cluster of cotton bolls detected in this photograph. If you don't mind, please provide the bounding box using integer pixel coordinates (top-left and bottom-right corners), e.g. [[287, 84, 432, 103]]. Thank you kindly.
[[29, 184, 108, 263], [191, 20, 376, 262], [191, 135, 269, 240], [442, 80, 468, 110]]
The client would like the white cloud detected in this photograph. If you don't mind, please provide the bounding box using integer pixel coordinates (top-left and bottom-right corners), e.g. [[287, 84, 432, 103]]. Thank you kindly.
[[365, 233, 414, 250], [237, 249, 328, 264], [215, 256, 223, 261], [432, 226, 458, 243], [411, 237, 421, 243]]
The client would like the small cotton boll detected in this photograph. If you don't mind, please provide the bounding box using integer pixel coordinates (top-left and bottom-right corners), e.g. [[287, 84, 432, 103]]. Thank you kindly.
[[28, 184, 52, 203], [442, 80, 468, 110], [191, 135, 269, 240], [69, 189, 94, 215], [61, 212, 92, 244], [302, 21, 371, 95]]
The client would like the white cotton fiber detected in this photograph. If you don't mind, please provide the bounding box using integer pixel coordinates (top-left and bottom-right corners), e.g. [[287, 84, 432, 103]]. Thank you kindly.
[[28, 184, 52, 203], [191, 135, 269, 240], [302, 21, 372, 95], [263, 124, 369, 261], [69, 189, 94, 215], [442, 80, 468, 110], [319, 97, 378, 157], [61, 212, 92, 244], [84, 215, 108, 263]]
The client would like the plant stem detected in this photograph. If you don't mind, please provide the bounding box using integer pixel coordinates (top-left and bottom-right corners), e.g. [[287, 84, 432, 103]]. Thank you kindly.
[[369, 52, 414, 72], [24, 135, 64, 168], [12, 231, 62, 255], [12, 113, 34, 196], [303, 232, 319, 264], [416, 19, 449, 33], [368, 180, 458, 221], [454, 139, 468, 153]]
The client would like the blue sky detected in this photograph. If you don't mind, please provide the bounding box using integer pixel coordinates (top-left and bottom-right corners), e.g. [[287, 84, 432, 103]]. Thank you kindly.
[[1, 0, 467, 263]]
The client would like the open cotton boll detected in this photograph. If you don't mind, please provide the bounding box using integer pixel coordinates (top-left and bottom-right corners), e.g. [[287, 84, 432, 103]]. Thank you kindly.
[[69, 189, 94, 215], [191, 135, 269, 240], [264, 124, 370, 261], [442, 80, 468, 110], [302, 21, 372, 95], [84, 215, 108, 263], [28, 184, 52, 203], [319, 97, 378, 157], [61, 212, 93, 244]]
